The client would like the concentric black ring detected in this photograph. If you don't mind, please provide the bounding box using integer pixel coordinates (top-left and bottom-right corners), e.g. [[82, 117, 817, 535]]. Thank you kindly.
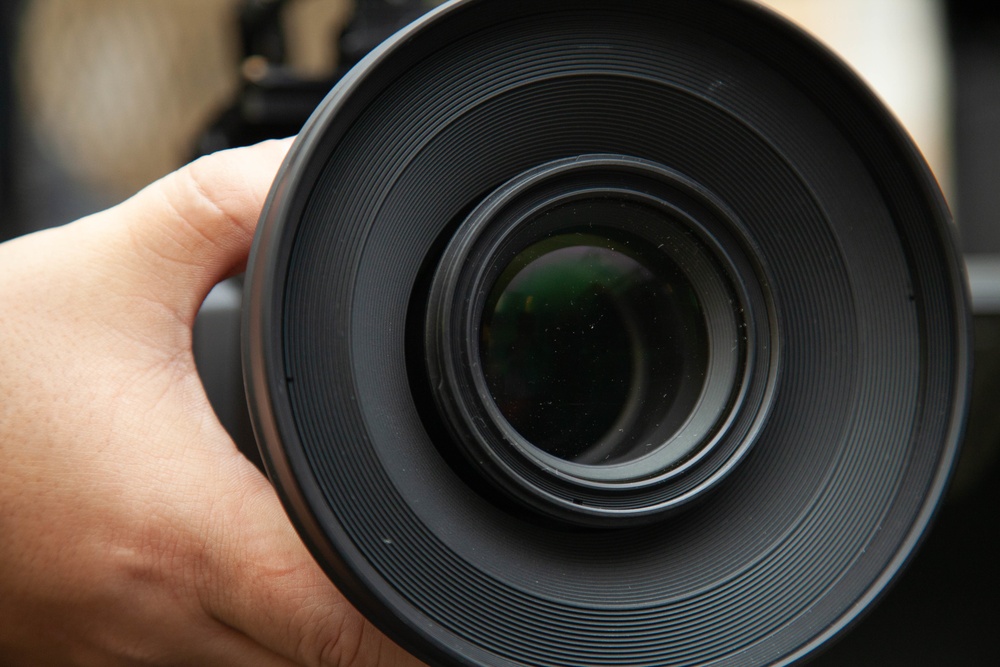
[[244, 1, 970, 665], [423, 155, 774, 526]]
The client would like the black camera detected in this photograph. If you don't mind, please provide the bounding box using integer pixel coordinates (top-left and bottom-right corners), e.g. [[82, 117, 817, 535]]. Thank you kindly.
[[191, 1, 997, 665]]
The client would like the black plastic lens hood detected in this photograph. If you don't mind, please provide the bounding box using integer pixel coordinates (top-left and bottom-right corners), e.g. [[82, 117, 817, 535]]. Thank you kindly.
[[244, 1, 970, 665]]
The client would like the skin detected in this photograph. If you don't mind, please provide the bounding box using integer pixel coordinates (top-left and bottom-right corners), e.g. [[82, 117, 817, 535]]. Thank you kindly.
[[0, 139, 426, 667]]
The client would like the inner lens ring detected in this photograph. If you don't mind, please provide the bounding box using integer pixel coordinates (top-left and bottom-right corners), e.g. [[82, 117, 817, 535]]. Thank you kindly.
[[467, 200, 743, 484], [425, 154, 773, 522]]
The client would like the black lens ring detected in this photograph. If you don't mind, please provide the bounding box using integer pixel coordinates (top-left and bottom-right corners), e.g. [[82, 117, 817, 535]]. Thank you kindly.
[[425, 154, 775, 523], [244, 1, 970, 665]]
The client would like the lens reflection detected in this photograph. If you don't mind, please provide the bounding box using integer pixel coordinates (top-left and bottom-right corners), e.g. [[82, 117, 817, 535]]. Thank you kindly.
[[481, 231, 707, 466]]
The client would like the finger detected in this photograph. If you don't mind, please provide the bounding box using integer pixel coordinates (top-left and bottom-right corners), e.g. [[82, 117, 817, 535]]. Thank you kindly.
[[102, 138, 292, 324], [201, 455, 426, 667]]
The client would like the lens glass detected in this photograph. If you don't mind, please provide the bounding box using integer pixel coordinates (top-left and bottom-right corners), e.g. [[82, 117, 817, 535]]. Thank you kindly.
[[481, 213, 709, 467]]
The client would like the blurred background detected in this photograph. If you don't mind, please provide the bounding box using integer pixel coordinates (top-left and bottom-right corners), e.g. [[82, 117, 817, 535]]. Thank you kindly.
[[0, 1, 997, 664]]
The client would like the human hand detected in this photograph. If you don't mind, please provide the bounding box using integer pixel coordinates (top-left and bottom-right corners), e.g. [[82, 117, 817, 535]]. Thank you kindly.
[[0, 140, 425, 667]]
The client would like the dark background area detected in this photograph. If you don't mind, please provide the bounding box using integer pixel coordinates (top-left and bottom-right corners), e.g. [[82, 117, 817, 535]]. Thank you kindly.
[[1, 1, 998, 664], [951, 0, 1000, 255]]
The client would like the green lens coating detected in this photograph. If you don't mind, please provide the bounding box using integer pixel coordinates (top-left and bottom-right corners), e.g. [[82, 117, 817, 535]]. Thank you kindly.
[[481, 231, 708, 466]]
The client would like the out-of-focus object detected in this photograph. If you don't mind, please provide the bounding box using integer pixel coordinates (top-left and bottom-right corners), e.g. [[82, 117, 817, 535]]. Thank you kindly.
[[197, 0, 435, 156], [949, 0, 1000, 255], [282, 0, 355, 77], [16, 0, 242, 197], [14, 0, 353, 199], [967, 255, 1000, 315], [1, 1, 16, 237]]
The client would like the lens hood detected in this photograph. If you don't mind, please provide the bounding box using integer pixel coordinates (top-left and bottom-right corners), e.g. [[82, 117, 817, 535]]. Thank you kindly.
[[244, 1, 970, 664]]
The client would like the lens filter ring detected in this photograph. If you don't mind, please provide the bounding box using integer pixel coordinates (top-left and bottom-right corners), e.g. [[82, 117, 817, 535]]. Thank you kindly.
[[244, 1, 970, 665], [424, 154, 776, 525]]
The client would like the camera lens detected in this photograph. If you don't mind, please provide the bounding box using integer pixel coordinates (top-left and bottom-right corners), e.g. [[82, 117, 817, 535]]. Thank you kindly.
[[481, 225, 707, 467], [244, 1, 970, 665], [423, 156, 758, 510]]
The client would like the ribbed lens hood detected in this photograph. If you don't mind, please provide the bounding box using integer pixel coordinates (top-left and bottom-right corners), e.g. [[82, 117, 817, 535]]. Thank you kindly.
[[244, 1, 970, 665]]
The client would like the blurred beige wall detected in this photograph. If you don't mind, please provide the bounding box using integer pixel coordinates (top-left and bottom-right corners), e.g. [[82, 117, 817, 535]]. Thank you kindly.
[[17, 0, 351, 198]]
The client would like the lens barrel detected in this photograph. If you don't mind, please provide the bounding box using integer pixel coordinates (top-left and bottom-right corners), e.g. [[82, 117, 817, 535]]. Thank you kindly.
[[244, 1, 970, 665]]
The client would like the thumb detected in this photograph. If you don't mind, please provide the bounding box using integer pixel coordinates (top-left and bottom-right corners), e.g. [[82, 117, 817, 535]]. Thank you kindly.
[[104, 138, 292, 324], [108, 138, 423, 665]]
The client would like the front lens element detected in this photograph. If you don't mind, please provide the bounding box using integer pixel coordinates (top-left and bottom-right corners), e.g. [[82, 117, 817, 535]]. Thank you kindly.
[[426, 164, 753, 513], [481, 229, 708, 466]]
